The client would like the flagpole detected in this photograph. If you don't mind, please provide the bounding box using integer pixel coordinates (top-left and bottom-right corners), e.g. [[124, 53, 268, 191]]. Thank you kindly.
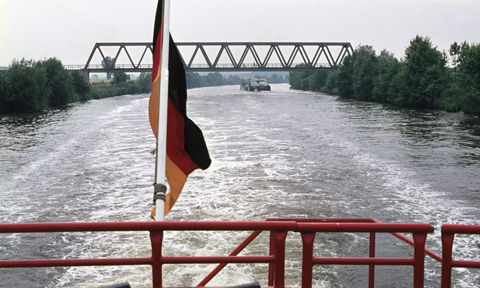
[[154, 0, 171, 221]]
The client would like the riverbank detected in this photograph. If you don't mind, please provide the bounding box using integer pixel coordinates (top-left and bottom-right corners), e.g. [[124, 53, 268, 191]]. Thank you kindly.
[[289, 36, 480, 115], [89, 78, 150, 99]]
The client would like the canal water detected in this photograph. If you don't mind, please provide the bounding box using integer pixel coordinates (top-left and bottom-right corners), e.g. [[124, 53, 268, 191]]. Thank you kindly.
[[0, 84, 479, 287]]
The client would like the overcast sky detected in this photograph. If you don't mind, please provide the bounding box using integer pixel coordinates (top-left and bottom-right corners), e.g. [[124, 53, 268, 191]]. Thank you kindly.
[[1, 0, 480, 67]]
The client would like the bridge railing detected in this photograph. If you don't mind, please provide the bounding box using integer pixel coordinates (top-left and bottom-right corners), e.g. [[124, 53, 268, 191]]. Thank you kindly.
[[67, 63, 334, 72], [187, 63, 333, 69], [63, 65, 87, 70]]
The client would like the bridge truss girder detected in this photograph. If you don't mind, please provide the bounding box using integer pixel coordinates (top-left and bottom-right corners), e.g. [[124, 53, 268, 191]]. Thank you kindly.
[[83, 42, 353, 73], [84, 42, 153, 73], [179, 42, 353, 71]]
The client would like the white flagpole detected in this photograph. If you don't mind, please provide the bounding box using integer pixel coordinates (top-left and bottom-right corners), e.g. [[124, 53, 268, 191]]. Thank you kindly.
[[154, 0, 171, 221]]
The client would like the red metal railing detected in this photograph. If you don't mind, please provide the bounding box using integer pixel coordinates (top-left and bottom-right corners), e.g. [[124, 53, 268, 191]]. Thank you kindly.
[[0, 221, 296, 288], [267, 218, 434, 288], [441, 224, 480, 288], [0, 219, 478, 287]]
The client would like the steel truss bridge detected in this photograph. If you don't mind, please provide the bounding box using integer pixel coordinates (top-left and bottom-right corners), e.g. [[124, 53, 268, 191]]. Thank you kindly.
[[68, 42, 353, 76]]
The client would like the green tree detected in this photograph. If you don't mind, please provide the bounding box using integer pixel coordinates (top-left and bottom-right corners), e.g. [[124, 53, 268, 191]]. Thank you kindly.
[[101, 56, 115, 80], [372, 50, 399, 103], [387, 62, 411, 107], [337, 54, 354, 98], [70, 70, 92, 101], [205, 72, 225, 86], [351, 45, 377, 100], [186, 72, 206, 88], [324, 70, 339, 94], [288, 70, 303, 90], [136, 72, 152, 93], [458, 43, 480, 90], [449, 42, 461, 76], [0, 71, 9, 113], [309, 71, 329, 91], [113, 72, 128, 84], [300, 76, 310, 90], [226, 74, 242, 85], [403, 35, 448, 108], [457, 42, 480, 114], [36, 58, 76, 107], [289, 65, 313, 90], [3, 59, 50, 112]]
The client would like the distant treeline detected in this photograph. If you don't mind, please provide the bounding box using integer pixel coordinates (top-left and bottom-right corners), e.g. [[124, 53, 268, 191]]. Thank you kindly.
[[0, 58, 151, 114], [186, 72, 288, 89], [0, 57, 288, 114], [289, 35, 480, 115]]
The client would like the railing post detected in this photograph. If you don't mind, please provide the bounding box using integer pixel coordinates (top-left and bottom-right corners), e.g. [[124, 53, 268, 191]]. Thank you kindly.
[[412, 233, 427, 288], [268, 231, 275, 286], [368, 232, 376, 288], [441, 233, 455, 288], [301, 232, 315, 288], [150, 230, 164, 288], [272, 231, 288, 288]]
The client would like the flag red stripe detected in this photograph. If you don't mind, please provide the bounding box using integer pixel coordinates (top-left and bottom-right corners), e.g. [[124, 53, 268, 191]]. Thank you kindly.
[[166, 98, 201, 175]]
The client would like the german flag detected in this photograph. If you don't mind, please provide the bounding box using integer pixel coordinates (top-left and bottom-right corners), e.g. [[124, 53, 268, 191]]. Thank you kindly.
[[149, 0, 211, 216]]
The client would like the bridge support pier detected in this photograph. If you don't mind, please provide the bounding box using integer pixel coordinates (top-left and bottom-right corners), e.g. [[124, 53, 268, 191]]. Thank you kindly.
[[81, 69, 90, 82]]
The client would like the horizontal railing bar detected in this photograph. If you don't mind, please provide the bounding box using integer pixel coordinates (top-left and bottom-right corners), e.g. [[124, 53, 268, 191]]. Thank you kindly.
[[442, 224, 480, 235], [162, 255, 274, 264], [451, 260, 480, 268], [312, 257, 415, 266], [297, 222, 434, 233], [268, 217, 377, 223], [0, 257, 152, 268], [0, 221, 435, 234], [0, 256, 277, 268], [0, 221, 299, 233]]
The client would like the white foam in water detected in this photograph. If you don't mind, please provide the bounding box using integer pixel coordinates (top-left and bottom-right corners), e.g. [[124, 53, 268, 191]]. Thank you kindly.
[[2, 87, 479, 287], [343, 140, 479, 285]]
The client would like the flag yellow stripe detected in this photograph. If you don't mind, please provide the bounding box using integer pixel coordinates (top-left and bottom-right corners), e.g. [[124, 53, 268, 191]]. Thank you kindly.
[[149, 69, 161, 137], [164, 155, 188, 215]]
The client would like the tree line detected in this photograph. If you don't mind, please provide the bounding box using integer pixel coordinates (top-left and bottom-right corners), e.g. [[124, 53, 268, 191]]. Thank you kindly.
[[0, 56, 289, 114], [1, 58, 88, 113], [0, 58, 154, 114], [289, 35, 480, 115]]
